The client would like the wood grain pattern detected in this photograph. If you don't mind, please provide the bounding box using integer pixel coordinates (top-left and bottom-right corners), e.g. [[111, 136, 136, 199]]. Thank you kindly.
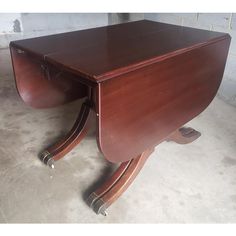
[[40, 99, 93, 168], [10, 20, 231, 214], [10, 47, 87, 108], [10, 20, 231, 163], [89, 148, 154, 215], [10, 20, 228, 83], [87, 159, 132, 209], [97, 37, 231, 163]]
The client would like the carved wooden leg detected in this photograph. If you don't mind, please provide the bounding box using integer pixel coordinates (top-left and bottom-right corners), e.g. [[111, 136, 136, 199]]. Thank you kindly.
[[166, 127, 201, 144], [40, 100, 92, 168], [87, 148, 154, 215]]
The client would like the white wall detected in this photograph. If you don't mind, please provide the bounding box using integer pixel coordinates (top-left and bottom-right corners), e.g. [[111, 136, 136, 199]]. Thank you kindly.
[[0, 13, 108, 48], [0, 13, 144, 48], [108, 13, 144, 24], [0, 13, 22, 33]]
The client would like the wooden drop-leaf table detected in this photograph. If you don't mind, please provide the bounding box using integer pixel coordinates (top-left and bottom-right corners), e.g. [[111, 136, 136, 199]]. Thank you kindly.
[[10, 20, 231, 215]]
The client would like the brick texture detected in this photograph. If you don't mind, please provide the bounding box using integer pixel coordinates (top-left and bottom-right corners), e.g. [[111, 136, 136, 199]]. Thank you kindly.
[[231, 13, 236, 30]]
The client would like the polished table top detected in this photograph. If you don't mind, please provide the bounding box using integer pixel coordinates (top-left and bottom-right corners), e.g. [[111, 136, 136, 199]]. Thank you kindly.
[[10, 20, 231, 215], [10, 20, 228, 83]]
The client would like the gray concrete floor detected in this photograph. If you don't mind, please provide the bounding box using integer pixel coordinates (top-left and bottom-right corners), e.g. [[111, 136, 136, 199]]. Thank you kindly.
[[0, 48, 236, 223]]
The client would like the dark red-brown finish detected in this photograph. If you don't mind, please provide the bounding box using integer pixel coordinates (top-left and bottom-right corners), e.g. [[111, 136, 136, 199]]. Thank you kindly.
[[10, 47, 87, 108], [10, 20, 231, 215], [10, 20, 228, 83], [42, 100, 92, 162], [87, 159, 132, 208], [11, 20, 230, 162], [97, 36, 230, 163], [10, 20, 231, 162], [88, 148, 154, 215]]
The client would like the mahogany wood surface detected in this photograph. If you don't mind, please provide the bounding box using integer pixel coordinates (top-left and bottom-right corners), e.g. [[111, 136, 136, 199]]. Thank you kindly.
[[87, 159, 132, 208], [10, 20, 231, 215], [97, 37, 230, 162], [87, 126, 202, 215], [10, 20, 231, 163], [10, 47, 87, 108], [88, 148, 154, 215], [10, 20, 228, 83], [40, 100, 93, 167]]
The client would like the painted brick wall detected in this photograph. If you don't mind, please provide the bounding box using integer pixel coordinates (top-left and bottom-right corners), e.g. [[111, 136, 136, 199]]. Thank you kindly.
[[0, 13, 144, 48], [145, 13, 236, 106], [108, 13, 144, 25], [0, 13, 108, 48]]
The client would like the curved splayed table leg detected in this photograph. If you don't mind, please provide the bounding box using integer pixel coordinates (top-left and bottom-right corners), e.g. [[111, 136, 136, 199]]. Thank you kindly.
[[86, 127, 200, 215], [87, 148, 154, 216], [40, 100, 92, 168], [166, 127, 201, 144]]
